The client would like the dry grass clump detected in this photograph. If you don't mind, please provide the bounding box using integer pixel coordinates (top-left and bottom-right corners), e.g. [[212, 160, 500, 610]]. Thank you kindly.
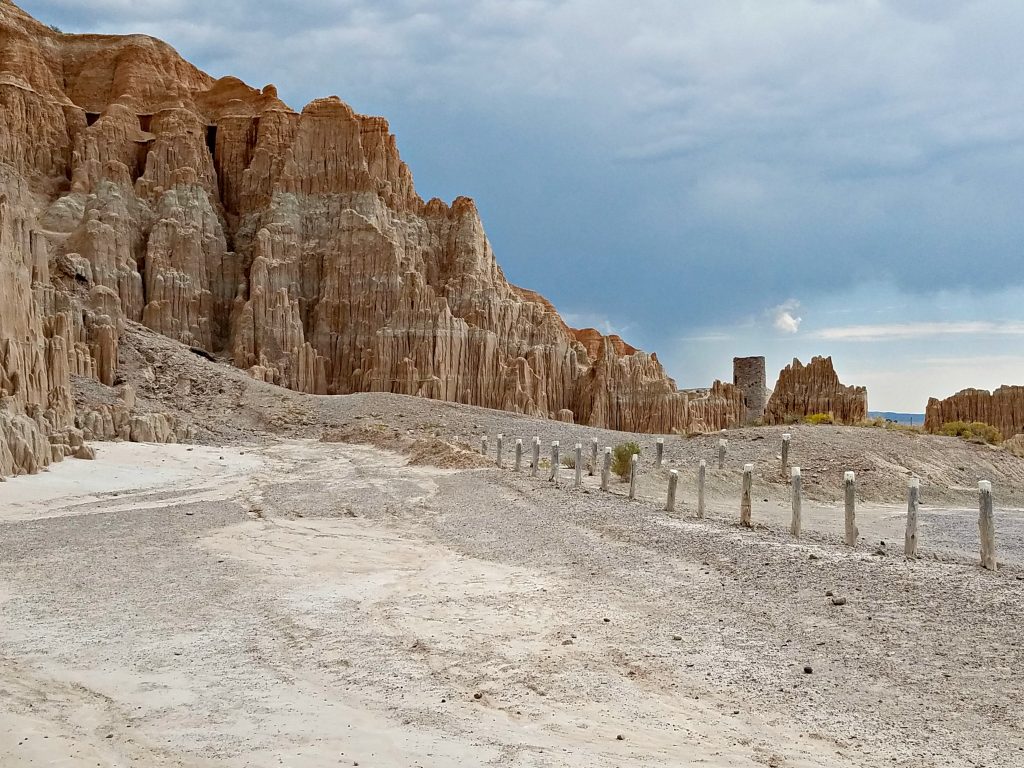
[[805, 413, 834, 425], [937, 421, 1002, 445]]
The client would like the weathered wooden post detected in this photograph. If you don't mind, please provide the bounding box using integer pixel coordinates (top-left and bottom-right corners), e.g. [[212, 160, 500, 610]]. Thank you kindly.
[[697, 459, 706, 518], [979, 480, 997, 571], [666, 470, 678, 514], [781, 433, 791, 474], [550, 441, 560, 485], [740, 463, 753, 527], [790, 466, 802, 537], [717, 438, 727, 470], [496, 434, 504, 468], [480, 435, 487, 456], [656, 438, 664, 468], [590, 438, 598, 476], [514, 439, 523, 472], [601, 447, 611, 491], [628, 453, 639, 500], [844, 471, 858, 547], [531, 437, 540, 477], [904, 477, 919, 558], [574, 443, 583, 488]]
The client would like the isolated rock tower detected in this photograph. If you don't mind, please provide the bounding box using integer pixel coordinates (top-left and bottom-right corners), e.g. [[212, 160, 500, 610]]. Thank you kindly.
[[733, 356, 768, 426]]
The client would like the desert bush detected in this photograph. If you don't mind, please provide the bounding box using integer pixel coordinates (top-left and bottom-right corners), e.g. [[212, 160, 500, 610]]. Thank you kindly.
[[805, 413, 834, 426], [612, 441, 640, 481], [861, 416, 886, 428], [938, 421, 1002, 445], [562, 454, 576, 469]]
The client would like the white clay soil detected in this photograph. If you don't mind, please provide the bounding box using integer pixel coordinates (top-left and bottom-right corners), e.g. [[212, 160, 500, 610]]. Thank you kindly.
[[2, 431, 1022, 767]]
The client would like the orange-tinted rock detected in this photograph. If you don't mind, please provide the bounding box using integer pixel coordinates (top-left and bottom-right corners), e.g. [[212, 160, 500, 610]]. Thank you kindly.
[[765, 357, 867, 425], [0, 1, 747, 477], [925, 386, 1024, 439]]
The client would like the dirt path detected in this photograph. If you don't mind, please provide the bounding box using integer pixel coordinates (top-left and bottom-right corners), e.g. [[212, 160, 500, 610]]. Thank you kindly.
[[2, 438, 1022, 767]]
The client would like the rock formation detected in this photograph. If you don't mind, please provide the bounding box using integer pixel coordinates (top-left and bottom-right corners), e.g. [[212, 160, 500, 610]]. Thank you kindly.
[[733, 356, 768, 425], [0, 1, 745, 476], [925, 386, 1024, 439], [765, 357, 867, 425]]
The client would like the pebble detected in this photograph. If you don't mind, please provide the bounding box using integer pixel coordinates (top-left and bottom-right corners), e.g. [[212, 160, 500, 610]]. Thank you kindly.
[[616, 734, 625, 741], [672, 635, 682, 641], [473, 692, 482, 700], [831, 597, 847, 606], [804, 666, 813, 674]]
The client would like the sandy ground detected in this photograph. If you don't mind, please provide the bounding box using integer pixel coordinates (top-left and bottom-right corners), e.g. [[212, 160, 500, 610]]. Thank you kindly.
[[2, 435, 1023, 767]]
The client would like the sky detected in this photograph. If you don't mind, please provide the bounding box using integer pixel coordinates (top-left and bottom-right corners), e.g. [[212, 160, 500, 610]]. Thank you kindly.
[[24, 0, 1024, 412]]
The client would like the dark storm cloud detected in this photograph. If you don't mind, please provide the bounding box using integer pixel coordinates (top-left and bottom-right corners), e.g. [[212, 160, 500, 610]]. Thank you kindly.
[[20, 1, 1024, 404]]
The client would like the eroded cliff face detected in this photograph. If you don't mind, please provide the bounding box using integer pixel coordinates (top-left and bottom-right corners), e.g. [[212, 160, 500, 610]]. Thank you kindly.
[[765, 356, 868, 425], [925, 387, 1024, 439], [0, 1, 742, 476]]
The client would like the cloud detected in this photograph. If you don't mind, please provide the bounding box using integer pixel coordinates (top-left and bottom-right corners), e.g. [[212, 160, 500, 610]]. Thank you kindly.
[[811, 321, 1024, 342], [560, 311, 631, 338], [771, 300, 802, 334]]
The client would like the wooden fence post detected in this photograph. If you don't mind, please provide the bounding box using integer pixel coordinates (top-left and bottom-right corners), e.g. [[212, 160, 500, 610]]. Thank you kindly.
[[718, 438, 727, 470], [480, 435, 487, 456], [790, 466, 802, 538], [697, 459, 706, 518], [666, 470, 678, 514], [781, 433, 791, 474], [514, 439, 523, 472], [656, 438, 664, 468], [904, 477, 919, 558], [574, 443, 583, 488], [531, 437, 540, 477], [601, 447, 611, 491], [740, 463, 753, 527], [628, 454, 638, 500], [844, 471, 858, 547], [496, 434, 504, 468], [550, 441, 560, 485], [979, 480, 997, 571], [590, 438, 598, 476]]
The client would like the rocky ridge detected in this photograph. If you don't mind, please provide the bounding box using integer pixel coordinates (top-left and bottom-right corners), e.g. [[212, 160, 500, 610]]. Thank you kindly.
[[764, 356, 868, 425], [925, 386, 1024, 439], [0, 0, 746, 477]]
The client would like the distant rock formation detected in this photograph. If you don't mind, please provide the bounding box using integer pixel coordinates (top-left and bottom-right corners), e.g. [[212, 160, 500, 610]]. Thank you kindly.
[[925, 386, 1024, 439], [733, 356, 768, 425], [0, 0, 748, 477], [765, 356, 868, 425]]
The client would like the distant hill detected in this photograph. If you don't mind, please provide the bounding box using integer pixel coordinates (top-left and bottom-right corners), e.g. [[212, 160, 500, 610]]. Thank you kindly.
[[869, 411, 925, 426]]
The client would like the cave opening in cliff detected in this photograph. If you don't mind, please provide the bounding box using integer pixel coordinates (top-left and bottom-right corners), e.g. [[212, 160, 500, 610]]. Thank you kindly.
[[138, 114, 152, 132], [85, 112, 100, 126], [205, 124, 217, 157]]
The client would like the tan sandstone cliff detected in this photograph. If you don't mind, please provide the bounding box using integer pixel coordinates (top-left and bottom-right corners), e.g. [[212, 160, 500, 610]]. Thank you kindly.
[[925, 386, 1024, 439], [765, 356, 868, 425], [0, 1, 745, 476]]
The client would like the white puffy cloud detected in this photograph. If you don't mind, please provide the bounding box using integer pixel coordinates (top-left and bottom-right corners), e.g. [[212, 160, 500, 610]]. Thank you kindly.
[[771, 300, 802, 334]]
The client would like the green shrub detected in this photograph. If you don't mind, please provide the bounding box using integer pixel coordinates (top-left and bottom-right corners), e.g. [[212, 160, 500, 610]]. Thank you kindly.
[[612, 441, 641, 481], [805, 413, 834, 426], [938, 421, 1002, 445]]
